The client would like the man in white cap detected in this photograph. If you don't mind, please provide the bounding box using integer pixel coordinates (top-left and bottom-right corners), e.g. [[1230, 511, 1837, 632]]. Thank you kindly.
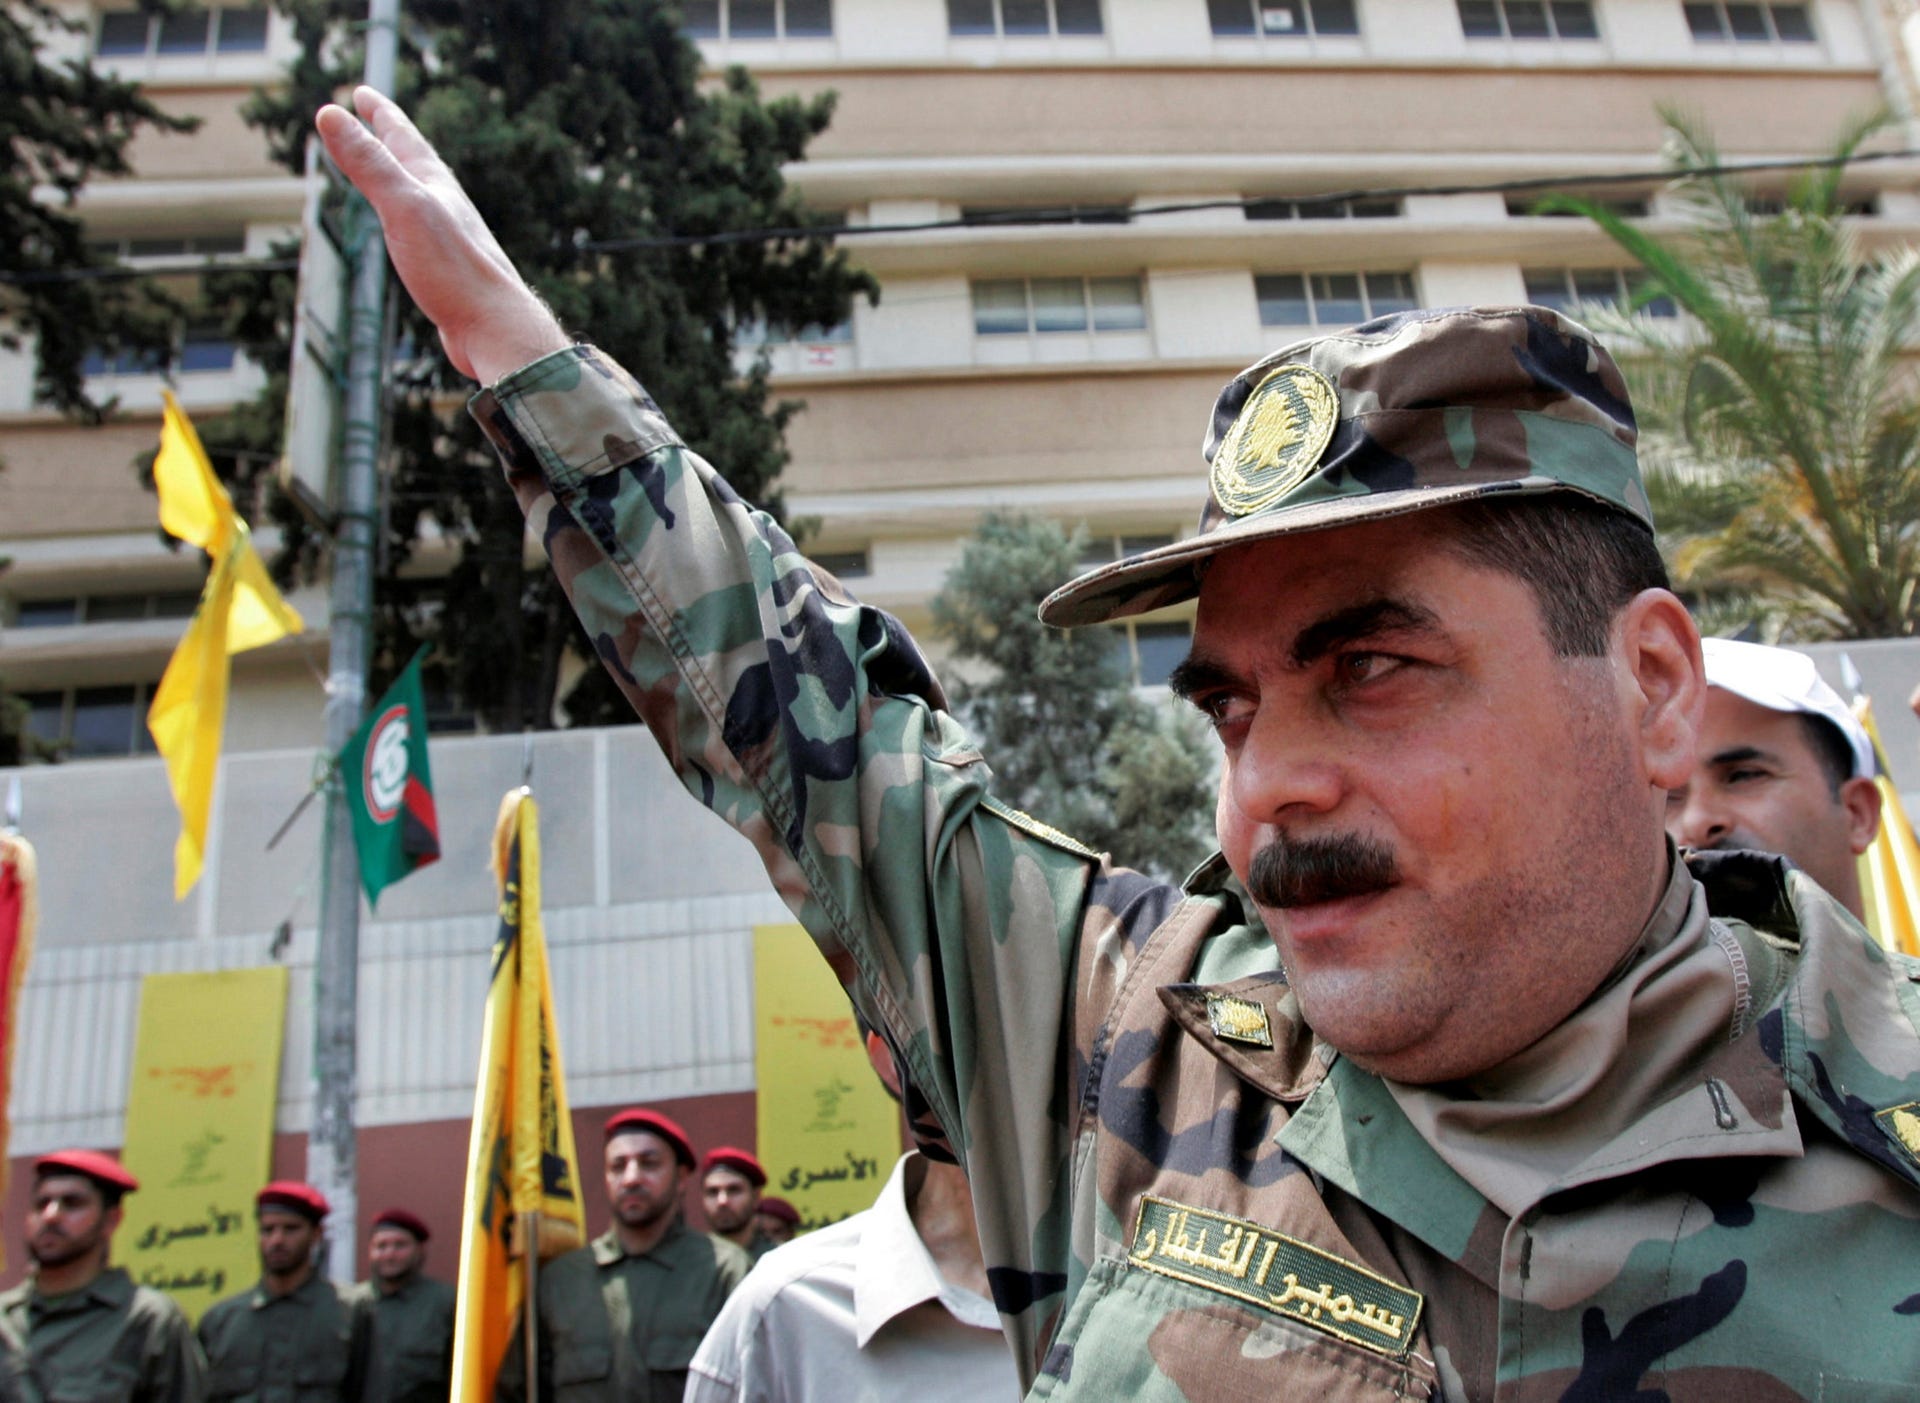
[[1667, 637, 1881, 920]]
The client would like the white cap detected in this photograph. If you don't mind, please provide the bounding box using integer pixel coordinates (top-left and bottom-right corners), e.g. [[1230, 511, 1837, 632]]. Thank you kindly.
[[1700, 638, 1876, 781]]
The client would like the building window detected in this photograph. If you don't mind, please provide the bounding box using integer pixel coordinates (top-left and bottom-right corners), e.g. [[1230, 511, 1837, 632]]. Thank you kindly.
[[95, 6, 270, 58], [973, 277, 1145, 335], [1683, 1, 1813, 42], [1457, 0, 1598, 39], [1523, 268, 1678, 318], [87, 233, 248, 264], [947, 0, 1104, 37], [9, 591, 201, 628], [83, 327, 237, 378], [1209, 0, 1359, 37], [812, 549, 870, 579], [1255, 271, 1417, 328], [1505, 193, 1651, 219], [960, 203, 1133, 226], [1101, 620, 1193, 686], [681, 0, 833, 39], [1246, 195, 1399, 220], [18, 685, 158, 760]]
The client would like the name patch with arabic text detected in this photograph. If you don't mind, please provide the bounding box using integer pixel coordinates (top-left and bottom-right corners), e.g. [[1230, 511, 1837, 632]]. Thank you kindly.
[[1127, 1195, 1423, 1358]]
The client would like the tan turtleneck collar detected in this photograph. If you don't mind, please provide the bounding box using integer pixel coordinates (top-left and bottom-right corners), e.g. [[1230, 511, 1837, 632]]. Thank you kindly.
[[1386, 848, 1754, 1218]]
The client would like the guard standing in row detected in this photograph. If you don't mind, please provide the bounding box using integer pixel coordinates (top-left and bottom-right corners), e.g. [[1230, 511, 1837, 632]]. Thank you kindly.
[[494, 1109, 750, 1403], [698, 1150, 775, 1261], [197, 1183, 369, 1403], [356, 1209, 453, 1403], [0, 1150, 203, 1402]]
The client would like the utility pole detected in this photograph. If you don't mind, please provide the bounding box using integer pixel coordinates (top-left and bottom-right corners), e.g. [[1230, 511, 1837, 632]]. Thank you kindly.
[[311, 0, 399, 1284]]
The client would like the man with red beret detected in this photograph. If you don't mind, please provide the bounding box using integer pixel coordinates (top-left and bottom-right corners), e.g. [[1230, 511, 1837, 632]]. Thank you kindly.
[[699, 1149, 775, 1261], [355, 1208, 454, 1403], [0, 1149, 204, 1401], [197, 1183, 370, 1403], [750, 1199, 798, 1250], [494, 1108, 749, 1403]]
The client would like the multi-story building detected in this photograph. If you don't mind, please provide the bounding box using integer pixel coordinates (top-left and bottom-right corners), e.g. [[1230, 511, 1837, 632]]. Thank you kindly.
[[4, 0, 1919, 1274]]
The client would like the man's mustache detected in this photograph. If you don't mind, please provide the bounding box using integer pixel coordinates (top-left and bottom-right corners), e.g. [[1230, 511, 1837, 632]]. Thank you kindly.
[[1247, 832, 1399, 908]]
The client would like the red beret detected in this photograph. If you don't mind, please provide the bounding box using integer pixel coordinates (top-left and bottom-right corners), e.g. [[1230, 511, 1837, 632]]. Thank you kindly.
[[756, 1196, 800, 1226], [701, 1147, 767, 1189], [370, 1207, 430, 1242], [603, 1109, 694, 1168], [35, 1150, 138, 1202], [256, 1181, 329, 1223]]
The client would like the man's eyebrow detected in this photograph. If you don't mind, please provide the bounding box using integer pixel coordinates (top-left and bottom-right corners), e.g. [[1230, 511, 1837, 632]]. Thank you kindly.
[[1289, 598, 1445, 668], [1707, 745, 1774, 768], [1166, 654, 1235, 702]]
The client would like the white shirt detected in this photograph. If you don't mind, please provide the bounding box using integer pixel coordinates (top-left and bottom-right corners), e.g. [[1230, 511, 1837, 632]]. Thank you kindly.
[[684, 1153, 1022, 1403]]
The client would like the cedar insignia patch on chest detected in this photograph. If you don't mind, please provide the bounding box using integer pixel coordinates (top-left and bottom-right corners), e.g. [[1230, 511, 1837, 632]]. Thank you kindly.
[[1876, 1102, 1920, 1169], [1206, 993, 1274, 1047], [1126, 1195, 1423, 1358]]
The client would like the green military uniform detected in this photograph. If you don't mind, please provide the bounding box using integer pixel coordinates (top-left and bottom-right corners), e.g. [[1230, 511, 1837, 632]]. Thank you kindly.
[[355, 1275, 453, 1403], [469, 313, 1920, 1398], [196, 1274, 368, 1403], [0, 1267, 203, 1402], [743, 1232, 777, 1264], [494, 1221, 750, 1403]]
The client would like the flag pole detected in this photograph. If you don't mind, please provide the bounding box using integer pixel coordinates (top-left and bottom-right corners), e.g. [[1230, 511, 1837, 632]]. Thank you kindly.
[[522, 1211, 539, 1402]]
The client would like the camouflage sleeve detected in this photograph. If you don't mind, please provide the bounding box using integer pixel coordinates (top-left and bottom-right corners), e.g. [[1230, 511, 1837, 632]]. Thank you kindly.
[[469, 345, 1160, 1366]]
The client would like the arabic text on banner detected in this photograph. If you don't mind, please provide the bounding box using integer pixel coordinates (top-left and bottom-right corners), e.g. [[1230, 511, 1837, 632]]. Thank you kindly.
[[117, 967, 289, 1323], [752, 923, 903, 1233]]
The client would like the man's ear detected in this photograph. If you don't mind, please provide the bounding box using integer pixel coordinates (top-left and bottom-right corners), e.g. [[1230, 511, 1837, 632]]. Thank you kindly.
[[1841, 775, 1883, 854], [1615, 589, 1704, 792]]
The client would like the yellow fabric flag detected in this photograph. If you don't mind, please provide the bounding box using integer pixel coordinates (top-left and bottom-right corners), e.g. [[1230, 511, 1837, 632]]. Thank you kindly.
[[1853, 696, 1920, 959], [147, 391, 303, 899], [451, 789, 587, 1403]]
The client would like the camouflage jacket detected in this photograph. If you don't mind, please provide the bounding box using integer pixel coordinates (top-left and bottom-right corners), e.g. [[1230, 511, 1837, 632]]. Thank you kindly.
[[471, 346, 1920, 1401]]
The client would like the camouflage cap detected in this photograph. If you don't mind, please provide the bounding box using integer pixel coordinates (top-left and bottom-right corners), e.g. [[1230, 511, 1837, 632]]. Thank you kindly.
[[1038, 305, 1651, 627]]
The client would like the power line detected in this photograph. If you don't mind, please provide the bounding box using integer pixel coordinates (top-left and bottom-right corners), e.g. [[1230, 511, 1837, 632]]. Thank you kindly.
[[3, 145, 1914, 288]]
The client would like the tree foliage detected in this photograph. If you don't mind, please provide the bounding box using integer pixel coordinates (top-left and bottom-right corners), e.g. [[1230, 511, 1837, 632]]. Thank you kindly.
[[1555, 110, 1920, 639], [930, 512, 1215, 882], [219, 0, 874, 727], [1, 0, 193, 421]]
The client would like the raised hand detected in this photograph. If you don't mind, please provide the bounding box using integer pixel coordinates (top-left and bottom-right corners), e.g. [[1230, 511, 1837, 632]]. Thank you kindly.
[[314, 86, 571, 384]]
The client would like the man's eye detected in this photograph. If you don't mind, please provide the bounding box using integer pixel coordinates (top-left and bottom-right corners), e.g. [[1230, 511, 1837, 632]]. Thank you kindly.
[[1189, 693, 1250, 730], [1335, 652, 1400, 686], [1726, 767, 1768, 784]]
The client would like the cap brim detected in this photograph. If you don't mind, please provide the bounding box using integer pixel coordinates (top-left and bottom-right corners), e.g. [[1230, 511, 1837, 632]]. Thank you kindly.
[[1040, 477, 1594, 628]]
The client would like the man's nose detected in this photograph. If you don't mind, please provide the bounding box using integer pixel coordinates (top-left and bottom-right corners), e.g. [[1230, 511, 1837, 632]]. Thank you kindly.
[[1668, 791, 1728, 850], [1227, 711, 1344, 822]]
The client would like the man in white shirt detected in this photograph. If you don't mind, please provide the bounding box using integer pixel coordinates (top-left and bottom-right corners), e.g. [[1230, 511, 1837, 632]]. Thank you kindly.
[[685, 1035, 1019, 1403]]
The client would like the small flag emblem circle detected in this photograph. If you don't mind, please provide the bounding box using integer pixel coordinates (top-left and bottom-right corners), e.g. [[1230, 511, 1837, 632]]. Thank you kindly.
[[362, 705, 412, 823]]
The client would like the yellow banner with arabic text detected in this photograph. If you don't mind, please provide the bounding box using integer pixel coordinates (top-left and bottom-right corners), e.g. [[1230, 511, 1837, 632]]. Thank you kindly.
[[118, 967, 289, 1323], [753, 924, 902, 1234]]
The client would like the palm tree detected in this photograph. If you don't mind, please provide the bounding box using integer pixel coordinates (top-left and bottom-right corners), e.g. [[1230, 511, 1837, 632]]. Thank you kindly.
[[1553, 110, 1920, 639]]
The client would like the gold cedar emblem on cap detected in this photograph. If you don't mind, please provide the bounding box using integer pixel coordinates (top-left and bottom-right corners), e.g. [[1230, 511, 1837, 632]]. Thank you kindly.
[[1876, 1102, 1920, 1168], [1207, 994, 1273, 1047], [1209, 363, 1339, 517], [1128, 1196, 1424, 1359]]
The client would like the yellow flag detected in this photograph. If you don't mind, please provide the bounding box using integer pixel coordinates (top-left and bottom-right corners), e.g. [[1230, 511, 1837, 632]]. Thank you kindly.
[[1853, 696, 1920, 958], [148, 392, 304, 899], [451, 789, 586, 1403]]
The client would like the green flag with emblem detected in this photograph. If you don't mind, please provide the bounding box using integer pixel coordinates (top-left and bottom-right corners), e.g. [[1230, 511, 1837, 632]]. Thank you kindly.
[[340, 648, 441, 906]]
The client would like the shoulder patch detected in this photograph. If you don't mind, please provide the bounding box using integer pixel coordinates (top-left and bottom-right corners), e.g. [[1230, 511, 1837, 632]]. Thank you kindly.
[[981, 796, 1100, 859], [1876, 1103, 1920, 1170], [1126, 1195, 1422, 1358]]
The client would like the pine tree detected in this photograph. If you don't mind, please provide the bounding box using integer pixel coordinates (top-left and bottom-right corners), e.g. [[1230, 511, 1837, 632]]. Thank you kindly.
[[930, 512, 1215, 882], [220, 0, 874, 726], [1, 0, 193, 422]]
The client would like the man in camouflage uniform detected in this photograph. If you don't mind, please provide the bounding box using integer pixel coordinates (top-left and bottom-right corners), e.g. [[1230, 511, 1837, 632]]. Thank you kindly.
[[319, 90, 1920, 1399], [0, 1150, 204, 1402], [494, 1109, 750, 1402], [356, 1209, 454, 1403], [197, 1184, 370, 1403]]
